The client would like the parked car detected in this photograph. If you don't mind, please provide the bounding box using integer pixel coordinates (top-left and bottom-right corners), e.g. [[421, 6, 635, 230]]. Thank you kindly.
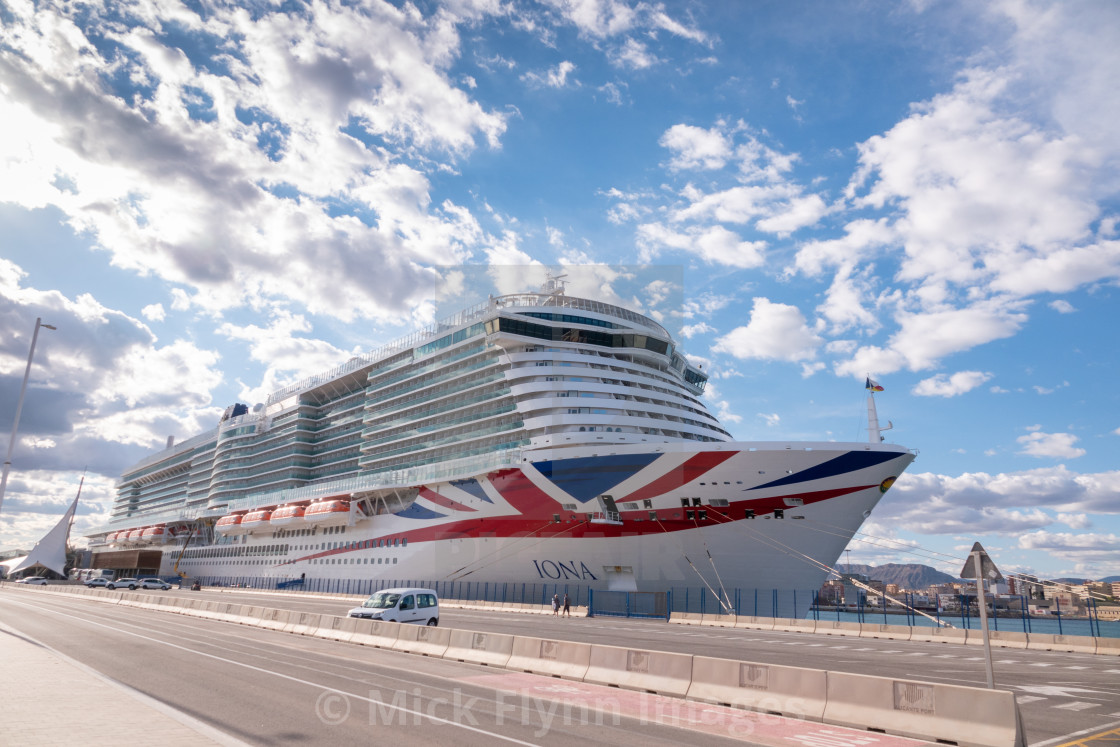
[[15, 576, 48, 585], [138, 578, 171, 590], [348, 587, 439, 626], [107, 578, 138, 590]]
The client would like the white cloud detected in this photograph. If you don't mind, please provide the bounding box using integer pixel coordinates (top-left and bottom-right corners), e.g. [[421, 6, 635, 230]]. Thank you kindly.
[[659, 124, 732, 171], [680, 322, 713, 338], [1016, 428, 1085, 459], [0, 1, 507, 326], [636, 223, 766, 269], [912, 370, 993, 398], [1056, 513, 1092, 530], [713, 298, 822, 363], [882, 467, 1120, 521], [141, 303, 166, 322], [611, 37, 659, 69], [1049, 299, 1075, 313], [522, 60, 578, 88], [1016, 530, 1120, 575]]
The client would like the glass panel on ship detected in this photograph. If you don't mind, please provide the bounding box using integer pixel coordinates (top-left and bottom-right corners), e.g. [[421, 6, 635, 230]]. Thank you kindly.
[[90, 283, 914, 606]]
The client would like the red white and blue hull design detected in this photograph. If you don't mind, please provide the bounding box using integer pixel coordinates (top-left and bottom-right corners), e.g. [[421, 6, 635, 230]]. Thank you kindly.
[[164, 441, 914, 593]]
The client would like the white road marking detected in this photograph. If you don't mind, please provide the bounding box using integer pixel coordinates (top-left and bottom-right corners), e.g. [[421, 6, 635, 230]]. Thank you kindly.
[[1053, 701, 1098, 711], [0, 595, 537, 746]]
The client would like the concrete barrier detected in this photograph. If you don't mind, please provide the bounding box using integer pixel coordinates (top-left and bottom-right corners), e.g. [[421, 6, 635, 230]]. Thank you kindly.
[[988, 630, 1030, 649], [860, 623, 912, 642], [444, 629, 514, 667], [771, 618, 817, 635], [285, 612, 322, 636], [506, 635, 592, 680], [1095, 637, 1120, 656], [909, 624, 968, 645], [315, 615, 351, 641], [687, 655, 827, 721], [815, 620, 862, 637], [823, 671, 1025, 747], [392, 624, 451, 657], [256, 607, 292, 631], [1027, 633, 1097, 654], [583, 644, 693, 697], [700, 613, 738, 628], [734, 616, 775, 631], [348, 619, 401, 648], [668, 612, 703, 626]]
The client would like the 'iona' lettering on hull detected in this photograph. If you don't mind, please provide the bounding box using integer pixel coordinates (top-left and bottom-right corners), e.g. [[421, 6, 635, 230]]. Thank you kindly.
[[532, 559, 598, 580]]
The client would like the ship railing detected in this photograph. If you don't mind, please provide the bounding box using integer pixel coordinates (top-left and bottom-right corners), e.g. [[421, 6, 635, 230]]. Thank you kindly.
[[266, 298, 498, 406], [589, 510, 622, 525]]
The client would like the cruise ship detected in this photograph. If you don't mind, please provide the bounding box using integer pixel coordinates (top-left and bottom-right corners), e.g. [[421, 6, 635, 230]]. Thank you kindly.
[[90, 277, 915, 602]]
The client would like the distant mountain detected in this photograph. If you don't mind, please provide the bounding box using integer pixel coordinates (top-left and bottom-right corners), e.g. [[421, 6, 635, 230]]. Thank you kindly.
[[1101, 576, 1120, 584], [839, 563, 958, 590]]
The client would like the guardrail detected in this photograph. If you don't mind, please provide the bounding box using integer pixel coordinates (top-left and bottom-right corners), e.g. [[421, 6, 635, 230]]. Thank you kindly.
[[4, 583, 1026, 746]]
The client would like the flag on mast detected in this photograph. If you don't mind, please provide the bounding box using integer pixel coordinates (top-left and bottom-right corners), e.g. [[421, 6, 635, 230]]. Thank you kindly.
[[865, 377, 884, 392]]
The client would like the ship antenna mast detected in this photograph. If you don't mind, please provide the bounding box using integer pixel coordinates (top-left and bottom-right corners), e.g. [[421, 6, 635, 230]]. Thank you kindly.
[[541, 269, 568, 296], [865, 375, 892, 443]]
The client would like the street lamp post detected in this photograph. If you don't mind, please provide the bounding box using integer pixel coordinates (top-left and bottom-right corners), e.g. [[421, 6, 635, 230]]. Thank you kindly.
[[0, 317, 57, 516]]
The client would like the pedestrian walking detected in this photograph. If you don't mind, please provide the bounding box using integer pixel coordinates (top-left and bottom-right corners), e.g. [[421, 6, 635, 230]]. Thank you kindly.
[[552, 593, 560, 615], [563, 593, 571, 617]]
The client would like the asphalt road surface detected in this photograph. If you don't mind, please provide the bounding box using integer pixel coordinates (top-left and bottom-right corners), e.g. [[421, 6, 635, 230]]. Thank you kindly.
[[4, 585, 1119, 746]]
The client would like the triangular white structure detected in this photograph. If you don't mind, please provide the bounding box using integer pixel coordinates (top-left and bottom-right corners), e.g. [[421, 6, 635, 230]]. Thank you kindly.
[[4, 488, 80, 577]]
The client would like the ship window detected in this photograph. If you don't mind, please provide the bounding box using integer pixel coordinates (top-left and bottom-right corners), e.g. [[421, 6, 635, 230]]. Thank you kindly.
[[691, 497, 701, 507], [648, 511, 657, 520], [774, 509, 784, 519], [745, 509, 755, 519], [686, 510, 694, 520], [680, 498, 689, 507], [402, 538, 407, 547], [643, 499, 652, 508], [698, 510, 707, 520]]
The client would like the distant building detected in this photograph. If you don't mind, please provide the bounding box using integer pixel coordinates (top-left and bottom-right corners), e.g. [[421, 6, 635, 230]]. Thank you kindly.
[[1111, 582, 1120, 598], [1097, 606, 1120, 621]]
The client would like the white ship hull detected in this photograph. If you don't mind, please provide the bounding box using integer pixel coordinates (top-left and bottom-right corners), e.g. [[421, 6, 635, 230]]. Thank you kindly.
[[161, 442, 913, 597]]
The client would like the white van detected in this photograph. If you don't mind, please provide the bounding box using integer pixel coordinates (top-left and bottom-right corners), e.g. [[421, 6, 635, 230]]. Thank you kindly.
[[348, 587, 439, 626]]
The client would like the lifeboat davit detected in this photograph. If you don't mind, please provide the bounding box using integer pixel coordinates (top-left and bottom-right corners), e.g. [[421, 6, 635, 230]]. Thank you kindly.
[[140, 525, 167, 543], [304, 499, 350, 526], [240, 508, 273, 533], [215, 511, 249, 536], [270, 503, 307, 527], [127, 528, 145, 543]]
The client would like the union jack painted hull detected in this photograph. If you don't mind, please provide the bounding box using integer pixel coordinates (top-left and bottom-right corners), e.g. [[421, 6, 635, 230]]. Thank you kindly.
[[163, 441, 915, 593]]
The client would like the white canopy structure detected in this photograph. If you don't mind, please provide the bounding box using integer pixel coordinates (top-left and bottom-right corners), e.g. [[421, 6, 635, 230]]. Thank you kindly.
[[1, 489, 79, 577]]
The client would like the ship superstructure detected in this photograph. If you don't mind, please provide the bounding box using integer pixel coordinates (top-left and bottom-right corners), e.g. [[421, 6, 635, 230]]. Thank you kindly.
[[91, 281, 915, 599]]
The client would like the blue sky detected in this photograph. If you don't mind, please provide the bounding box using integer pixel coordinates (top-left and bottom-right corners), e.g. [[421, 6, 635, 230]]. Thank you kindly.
[[1, 0, 1118, 581]]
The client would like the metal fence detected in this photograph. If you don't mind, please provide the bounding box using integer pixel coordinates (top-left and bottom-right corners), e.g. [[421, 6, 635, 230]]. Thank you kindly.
[[588, 590, 669, 620], [175, 575, 1119, 638]]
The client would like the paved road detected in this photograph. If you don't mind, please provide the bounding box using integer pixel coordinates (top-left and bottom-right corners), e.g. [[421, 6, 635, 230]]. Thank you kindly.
[[0, 588, 931, 746], [187, 587, 1120, 745]]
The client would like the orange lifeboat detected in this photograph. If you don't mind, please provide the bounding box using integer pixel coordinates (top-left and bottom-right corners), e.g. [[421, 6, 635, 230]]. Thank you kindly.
[[127, 528, 145, 543], [269, 503, 307, 527], [215, 511, 248, 535], [240, 508, 273, 532], [106, 531, 120, 543], [140, 525, 167, 543], [304, 499, 350, 526]]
